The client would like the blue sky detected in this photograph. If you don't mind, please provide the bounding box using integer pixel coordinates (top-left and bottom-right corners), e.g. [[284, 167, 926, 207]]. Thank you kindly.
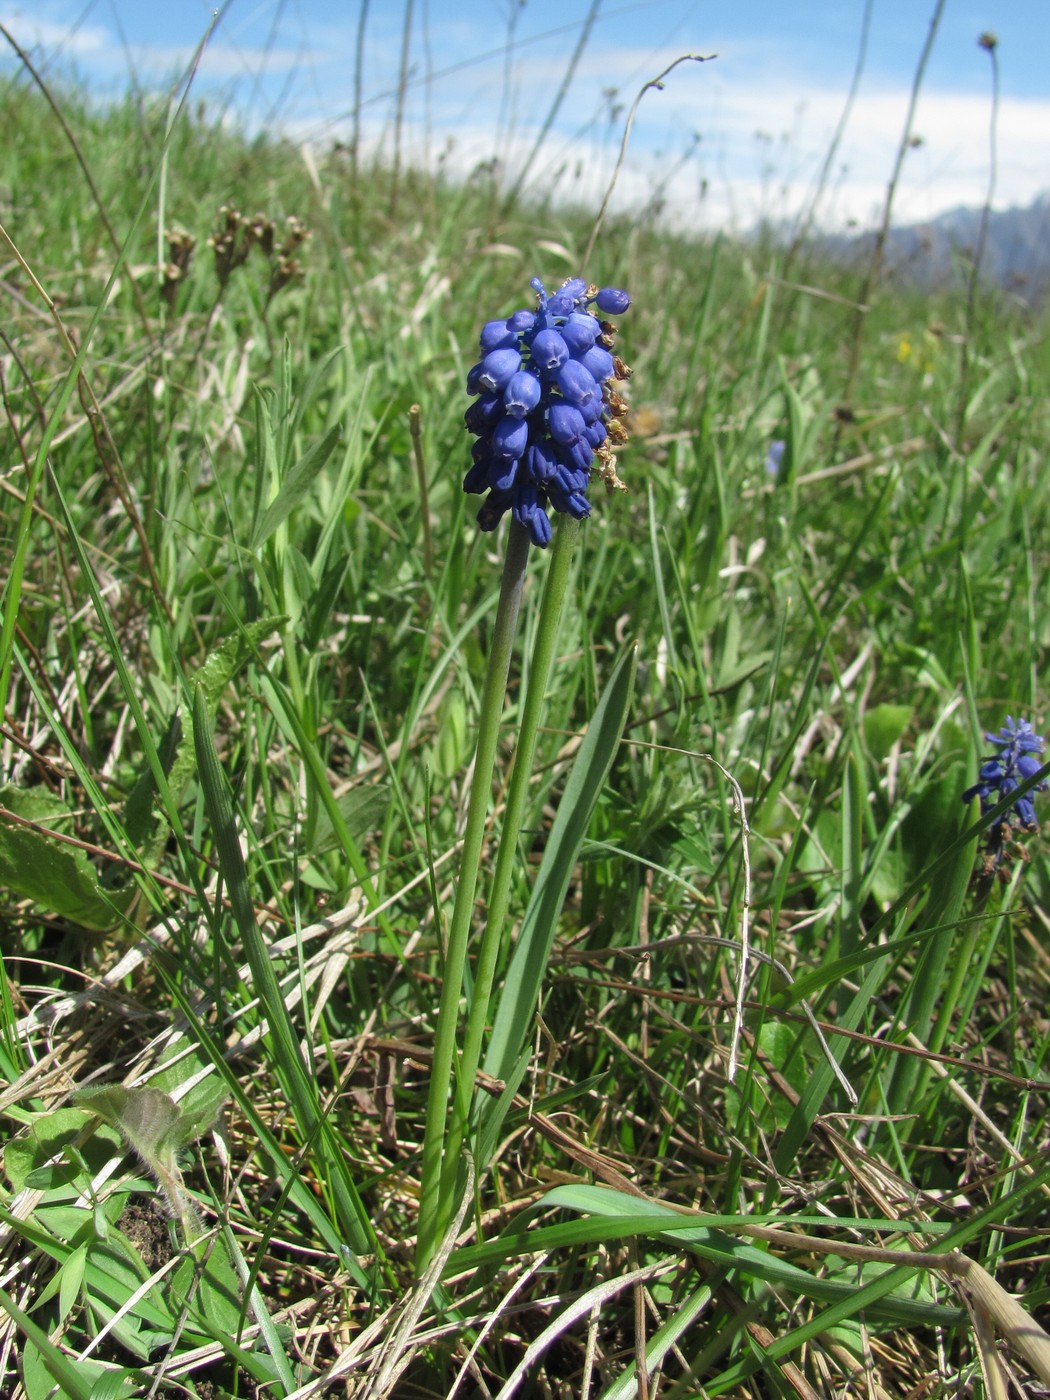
[[2, 0, 1048, 231]]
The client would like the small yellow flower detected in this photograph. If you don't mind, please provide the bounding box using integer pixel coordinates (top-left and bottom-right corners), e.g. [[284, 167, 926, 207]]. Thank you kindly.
[[896, 334, 912, 364]]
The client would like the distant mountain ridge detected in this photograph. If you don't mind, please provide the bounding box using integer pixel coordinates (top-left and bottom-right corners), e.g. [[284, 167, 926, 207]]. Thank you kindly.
[[820, 192, 1050, 302]]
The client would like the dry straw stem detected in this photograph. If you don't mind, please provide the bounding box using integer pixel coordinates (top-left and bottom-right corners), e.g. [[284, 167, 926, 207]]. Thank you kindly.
[[609, 735, 857, 1102], [582, 53, 716, 275], [952, 1255, 1050, 1386], [358, 1160, 475, 1400], [906, 1026, 1050, 1201], [678, 1217, 1050, 1387], [279, 1161, 476, 1400], [408, 402, 433, 581], [704, 756, 752, 1085], [445, 1254, 555, 1400], [971, 1297, 1009, 1400]]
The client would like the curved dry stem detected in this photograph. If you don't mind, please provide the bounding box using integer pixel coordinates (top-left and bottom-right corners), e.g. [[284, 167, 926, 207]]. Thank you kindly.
[[582, 53, 716, 275], [493, 1259, 678, 1400]]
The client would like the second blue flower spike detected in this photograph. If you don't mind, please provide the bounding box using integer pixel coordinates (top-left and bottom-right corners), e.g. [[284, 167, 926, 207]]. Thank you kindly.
[[962, 716, 1048, 830]]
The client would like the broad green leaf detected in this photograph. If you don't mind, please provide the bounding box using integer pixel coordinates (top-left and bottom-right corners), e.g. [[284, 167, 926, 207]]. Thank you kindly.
[[433, 689, 469, 780], [83, 1230, 181, 1358], [89, 1372, 140, 1400], [121, 707, 182, 847], [34, 1192, 134, 1245], [0, 1287, 99, 1400], [250, 423, 342, 548], [726, 1022, 811, 1132], [281, 541, 314, 624], [170, 1237, 243, 1338], [305, 556, 350, 650], [23, 1158, 84, 1192], [58, 1241, 88, 1323], [141, 1038, 228, 1141], [76, 1085, 183, 1160], [20, 1339, 55, 1400], [74, 1084, 219, 1247], [0, 785, 133, 931]]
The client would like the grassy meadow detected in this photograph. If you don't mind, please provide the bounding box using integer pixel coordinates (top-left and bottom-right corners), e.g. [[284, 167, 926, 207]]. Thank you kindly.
[[1, 35, 1050, 1400]]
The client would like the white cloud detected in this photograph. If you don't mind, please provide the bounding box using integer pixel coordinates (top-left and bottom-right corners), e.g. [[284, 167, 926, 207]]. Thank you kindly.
[[294, 68, 1049, 237], [0, 9, 323, 86], [286, 23, 1050, 232]]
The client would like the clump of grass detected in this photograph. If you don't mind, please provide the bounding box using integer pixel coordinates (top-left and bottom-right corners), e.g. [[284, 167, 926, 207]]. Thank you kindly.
[[0, 21, 1049, 1400]]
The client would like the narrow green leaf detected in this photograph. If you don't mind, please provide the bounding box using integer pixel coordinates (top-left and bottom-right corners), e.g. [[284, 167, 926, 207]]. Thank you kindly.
[[450, 1186, 957, 1328], [58, 1242, 88, 1327], [839, 748, 864, 959], [192, 686, 376, 1257]]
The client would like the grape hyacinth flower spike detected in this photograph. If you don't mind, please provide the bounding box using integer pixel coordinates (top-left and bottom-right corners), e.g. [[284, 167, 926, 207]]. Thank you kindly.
[[962, 715, 1048, 874], [464, 277, 633, 547], [417, 276, 633, 1270]]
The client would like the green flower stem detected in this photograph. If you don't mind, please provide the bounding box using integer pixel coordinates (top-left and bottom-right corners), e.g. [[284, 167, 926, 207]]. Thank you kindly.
[[416, 519, 531, 1272], [440, 516, 580, 1199]]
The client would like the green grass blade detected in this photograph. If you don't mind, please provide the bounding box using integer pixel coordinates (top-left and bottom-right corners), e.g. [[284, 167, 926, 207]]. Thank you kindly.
[[191, 685, 377, 1259]]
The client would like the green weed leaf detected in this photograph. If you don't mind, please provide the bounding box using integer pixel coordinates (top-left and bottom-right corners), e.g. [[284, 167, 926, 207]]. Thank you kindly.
[[307, 783, 388, 855], [863, 703, 913, 760], [141, 1038, 229, 1139], [76, 1084, 184, 1161], [75, 1083, 223, 1248], [57, 1241, 88, 1325], [0, 1287, 104, 1400], [164, 616, 287, 806], [5, 1108, 122, 1193]]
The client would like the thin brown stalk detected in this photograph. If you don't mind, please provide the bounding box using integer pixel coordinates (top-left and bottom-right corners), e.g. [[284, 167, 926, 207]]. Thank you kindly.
[[955, 33, 1000, 450], [783, 0, 874, 275], [0, 24, 152, 334], [842, 0, 949, 408]]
